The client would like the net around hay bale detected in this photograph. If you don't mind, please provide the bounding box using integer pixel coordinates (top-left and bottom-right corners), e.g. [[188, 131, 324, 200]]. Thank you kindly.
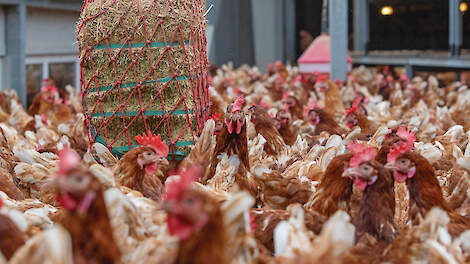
[[77, 0, 210, 160]]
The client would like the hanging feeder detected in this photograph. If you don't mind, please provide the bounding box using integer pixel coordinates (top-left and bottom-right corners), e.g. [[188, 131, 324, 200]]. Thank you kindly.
[[77, 0, 210, 160]]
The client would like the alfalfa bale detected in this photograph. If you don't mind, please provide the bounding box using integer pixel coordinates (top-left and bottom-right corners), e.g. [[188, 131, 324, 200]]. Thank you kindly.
[[77, 0, 209, 160]]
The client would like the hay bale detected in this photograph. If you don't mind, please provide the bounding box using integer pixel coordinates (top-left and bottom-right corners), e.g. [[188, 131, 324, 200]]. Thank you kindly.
[[78, 0, 209, 160]]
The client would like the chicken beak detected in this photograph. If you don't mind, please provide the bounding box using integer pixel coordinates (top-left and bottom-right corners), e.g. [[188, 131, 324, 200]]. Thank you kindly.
[[342, 167, 361, 179], [385, 163, 396, 170], [137, 158, 144, 169], [159, 156, 169, 166], [161, 201, 171, 212]]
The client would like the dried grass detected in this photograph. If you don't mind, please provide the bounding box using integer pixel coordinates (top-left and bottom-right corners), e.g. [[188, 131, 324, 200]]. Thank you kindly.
[[78, 0, 207, 158]]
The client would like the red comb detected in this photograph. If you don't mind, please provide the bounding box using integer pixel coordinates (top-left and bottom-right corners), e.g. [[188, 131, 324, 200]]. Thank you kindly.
[[57, 147, 80, 177], [283, 91, 294, 100], [232, 96, 245, 113], [376, 74, 384, 83], [345, 97, 362, 117], [317, 74, 328, 82], [0, 197, 3, 208], [164, 166, 201, 201], [347, 141, 377, 168], [135, 131, 169, 157], [400, 74, 409, 82], [210, 113, 221, 121], [396, 127, 416, 145], [387, 141, 413, 164], [386, 75, 394, 82], [41, 85, 58, 94]]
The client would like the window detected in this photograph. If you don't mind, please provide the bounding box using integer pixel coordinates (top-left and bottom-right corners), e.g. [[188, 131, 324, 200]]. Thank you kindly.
[[49, 62, 76, 93], [26, 64, 43, 107], [26, 55, 79, 107]]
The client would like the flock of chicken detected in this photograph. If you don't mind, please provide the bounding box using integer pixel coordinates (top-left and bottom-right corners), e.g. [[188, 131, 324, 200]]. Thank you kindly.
[[0, 63, 470, 263]]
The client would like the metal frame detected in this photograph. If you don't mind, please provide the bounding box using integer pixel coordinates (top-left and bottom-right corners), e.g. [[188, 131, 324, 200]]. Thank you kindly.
[[0, 1, 80, 106], [3, 3, 27, 105], [449, 0, 463, 56], [329, 0, 349, 81], [0, 0, 81, 11], [353, 0, 369, 52], [26, 55, 80, 90], [352, 0, 469, 79]]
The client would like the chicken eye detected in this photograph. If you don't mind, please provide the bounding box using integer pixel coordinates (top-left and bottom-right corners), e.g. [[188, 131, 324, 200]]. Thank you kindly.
[[399, 159, 409, 165], [72, 175, 83, 183], [183, 197, 195, 206]]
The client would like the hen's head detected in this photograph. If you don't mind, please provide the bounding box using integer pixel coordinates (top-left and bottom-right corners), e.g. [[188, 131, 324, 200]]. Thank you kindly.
[[316, 76, 329, 92], [385, 138, 416, 183], [51, 148, 98, 213], [132, 131, 169, 175], [224, 96, 246, 134], [163, 166, 208, 240], [40, 79, 59, 104], [384, 126, 413, 147], [342, 141, 379, 191], [345, 97, 368, 128], [275, 109, 291, 126], [307, 108, 322, 126], [282, 91, 296, 109]]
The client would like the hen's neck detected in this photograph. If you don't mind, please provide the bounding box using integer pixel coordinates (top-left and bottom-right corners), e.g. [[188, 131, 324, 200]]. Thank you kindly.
[[119, 156, 145, 190], [62, 188, 121, 263], [176, 198, 227, 264], [406, 153, 445, 210]]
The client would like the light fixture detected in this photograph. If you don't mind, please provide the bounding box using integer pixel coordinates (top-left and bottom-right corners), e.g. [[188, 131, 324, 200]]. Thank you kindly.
[[381, 6, 394, 16], [461, 2, 468, 13]]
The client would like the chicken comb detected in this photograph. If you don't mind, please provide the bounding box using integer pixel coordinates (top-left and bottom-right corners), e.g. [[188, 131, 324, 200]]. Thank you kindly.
[[210, 113, 221, 121], [347, 141, 377, 168], [316, 74, 328, 83], [386, 75, 394, 83], [57, 147, 81, 177], [164, 166, 201, 200], [135, 131, 169, 157], [283, 91, 294, 100], [376, 74, 384, 83], [41, 84, 58, 95], [0, 197, 3, 208], [232, 96, 245, 113], [400, 74, 409, 82], [345, 97, 362, 117], [396, 126, 416, 145], [387, 141, 413, 164]]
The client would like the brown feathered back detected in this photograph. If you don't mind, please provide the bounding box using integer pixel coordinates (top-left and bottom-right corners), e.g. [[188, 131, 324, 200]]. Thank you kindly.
[[312, 108, 346, 136], [309, 153, 354, 217], [402, 152, 446, 222], [250, 105, 286, 156], [0, 168, 24, 200], [0, 214, 26, 259]]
